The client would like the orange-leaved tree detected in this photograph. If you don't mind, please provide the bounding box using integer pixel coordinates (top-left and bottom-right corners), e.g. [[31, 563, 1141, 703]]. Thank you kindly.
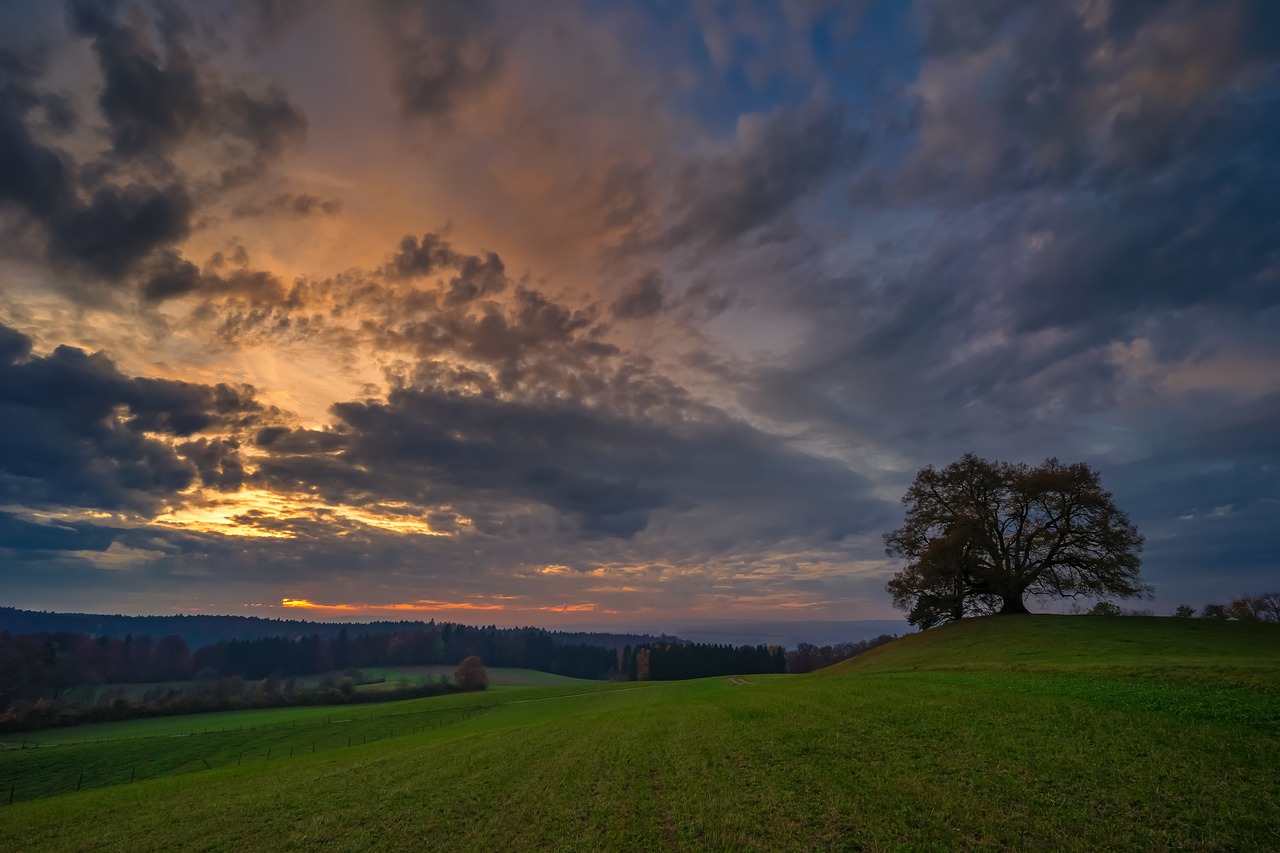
[[453, 655, 489, 691]]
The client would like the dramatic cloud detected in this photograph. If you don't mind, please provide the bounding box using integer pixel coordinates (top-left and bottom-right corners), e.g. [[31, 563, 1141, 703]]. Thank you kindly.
[[369, 0, 505, 118], [0, 323, 262, 514], [0, 0, 309, 302], [661, 99, 866, 247], [611, 272, 667, 320], [0, 0, 1275, 624]]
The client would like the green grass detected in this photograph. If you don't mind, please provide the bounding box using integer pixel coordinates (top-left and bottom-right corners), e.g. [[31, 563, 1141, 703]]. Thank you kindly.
[[2, 616, 1277, 851], [833, 614, 1280, 685], [337, 665, 596, 689], [64, 665, 592, 703]]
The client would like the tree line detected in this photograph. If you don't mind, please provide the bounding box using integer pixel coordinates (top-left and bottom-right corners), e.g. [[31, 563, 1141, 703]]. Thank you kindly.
[[0, 624, 790, 729], [0, 607, 666, 653], [618, 642, 785, 681], [1087, 592, 1280, 620], [0, 623, 616, 707], [784, 634, 899, 674]]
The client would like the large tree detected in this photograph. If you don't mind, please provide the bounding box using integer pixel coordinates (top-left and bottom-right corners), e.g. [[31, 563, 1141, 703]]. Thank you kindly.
[[885, 454, 1147, 628]]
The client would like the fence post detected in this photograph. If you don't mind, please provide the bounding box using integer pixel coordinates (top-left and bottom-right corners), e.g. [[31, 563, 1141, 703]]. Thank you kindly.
[[130, 767, 135, 783], [8, 783, 14, 805], [267, 747, 272, 761], [77, 773, 83, 792]]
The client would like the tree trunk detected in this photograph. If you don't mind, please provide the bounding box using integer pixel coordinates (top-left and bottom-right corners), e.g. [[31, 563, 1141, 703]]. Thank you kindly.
[[999, 594, 1030, 615]]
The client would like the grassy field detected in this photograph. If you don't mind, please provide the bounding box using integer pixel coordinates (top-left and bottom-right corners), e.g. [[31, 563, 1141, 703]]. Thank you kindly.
[[306, 665, 596, 690], [2, 615, 1277, 850], [62, 665, 591, 703]]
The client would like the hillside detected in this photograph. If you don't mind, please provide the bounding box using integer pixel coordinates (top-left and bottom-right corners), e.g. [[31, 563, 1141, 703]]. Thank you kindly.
[[828, 613, 1280, 683], [2, 616, 1276, 851]]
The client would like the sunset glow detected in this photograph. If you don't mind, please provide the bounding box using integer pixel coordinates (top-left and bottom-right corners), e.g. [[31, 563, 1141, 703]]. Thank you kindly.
[[1, 0, 1276, 625]]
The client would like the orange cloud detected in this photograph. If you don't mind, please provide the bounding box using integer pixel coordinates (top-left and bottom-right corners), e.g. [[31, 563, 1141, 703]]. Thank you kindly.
[[280, 597, 510, 614]]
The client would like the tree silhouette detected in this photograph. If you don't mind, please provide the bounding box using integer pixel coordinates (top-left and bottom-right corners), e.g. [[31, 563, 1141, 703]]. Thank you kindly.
[[885, 453, 1147, 628]]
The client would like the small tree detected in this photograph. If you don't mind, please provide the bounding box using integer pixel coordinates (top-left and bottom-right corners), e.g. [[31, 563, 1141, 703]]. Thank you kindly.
[[453, 655, 488, 691], [1173, 604, 1196, 618], [1226, 592, 1280, 622], [885, 453, 1148, 629]]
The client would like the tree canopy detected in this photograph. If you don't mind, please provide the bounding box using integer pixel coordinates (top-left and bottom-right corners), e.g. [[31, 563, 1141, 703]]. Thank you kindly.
[[884, 453, 1147, 629]]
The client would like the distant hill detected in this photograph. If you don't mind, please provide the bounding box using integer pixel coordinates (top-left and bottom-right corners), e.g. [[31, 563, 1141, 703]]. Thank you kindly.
[[0, 606, 672, 650]]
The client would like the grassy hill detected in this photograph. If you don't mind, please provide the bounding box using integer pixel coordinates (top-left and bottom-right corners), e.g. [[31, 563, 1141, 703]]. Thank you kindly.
[[2, 615, 1277, 850], [829, 613, 1280, 680]]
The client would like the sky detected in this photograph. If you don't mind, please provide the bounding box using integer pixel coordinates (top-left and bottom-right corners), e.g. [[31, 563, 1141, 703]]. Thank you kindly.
[[0, 0, 1277, 628]]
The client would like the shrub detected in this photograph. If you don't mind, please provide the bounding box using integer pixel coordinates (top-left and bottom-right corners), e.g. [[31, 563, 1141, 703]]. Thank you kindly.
[[454, 656, 489, 691]]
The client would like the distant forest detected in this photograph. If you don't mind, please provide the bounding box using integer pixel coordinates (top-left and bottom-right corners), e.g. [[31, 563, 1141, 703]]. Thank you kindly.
[[0, 607, 664, 651], [0, 615, 789, 730]]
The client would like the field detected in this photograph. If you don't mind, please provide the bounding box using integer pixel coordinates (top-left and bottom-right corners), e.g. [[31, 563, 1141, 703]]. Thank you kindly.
[[2, 615, 1278, 850], [61, 665, 592, 704]]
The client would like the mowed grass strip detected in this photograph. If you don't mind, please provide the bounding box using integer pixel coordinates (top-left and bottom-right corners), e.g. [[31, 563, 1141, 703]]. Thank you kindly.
[[2, 617, 1278, 851]]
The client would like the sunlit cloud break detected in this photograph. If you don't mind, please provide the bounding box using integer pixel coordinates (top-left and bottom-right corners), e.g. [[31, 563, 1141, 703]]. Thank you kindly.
[[0, 0, 1276, 623]]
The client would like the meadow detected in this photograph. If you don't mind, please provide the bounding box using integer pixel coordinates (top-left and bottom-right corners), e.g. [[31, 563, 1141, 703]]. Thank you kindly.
[[60, 665, 593, 703], [2, 616, 1277, 851]]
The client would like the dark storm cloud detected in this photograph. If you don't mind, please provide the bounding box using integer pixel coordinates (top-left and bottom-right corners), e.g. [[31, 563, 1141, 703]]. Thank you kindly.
[[1014, 123, 1280, 337], [139, 249, 202, 301], [231, 192, 342, 219], [253, 381, 882, 545], [705, 0, 1280, 611], [759, 0, 1280, 432], [139, 249, 285, 302], [67, 0, 206, 156], [906, 0, 1280, 195], [0, 323, 263, 513], [664, 100, 865, 246], [0, 1, 309, 297], [67, 0, 308, 162], [0, 45, 190, 284], [222, 87, 307, 160], [0, 49, 75, 217], [0, 511, 122, 554], [49, 182, 193, 281], [610, 272, 667, 320], [177, 437, 246, 492], [384, 232, 506, 304], [886, 1, 1280, 348], [369, 0, 505, 118]]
